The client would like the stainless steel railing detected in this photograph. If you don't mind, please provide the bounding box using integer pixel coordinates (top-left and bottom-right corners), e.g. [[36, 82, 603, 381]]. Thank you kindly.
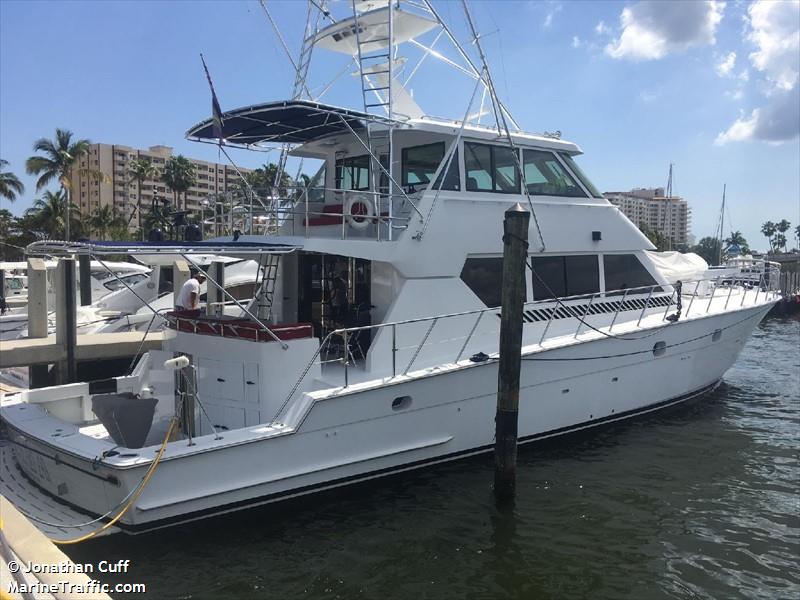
[[213, 184, 421, 242], [271, 269, 780, 423]]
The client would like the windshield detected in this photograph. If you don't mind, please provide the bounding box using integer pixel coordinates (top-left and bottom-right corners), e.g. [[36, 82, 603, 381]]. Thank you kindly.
[[104, 273, 149, 291], [559, 153, 603, 198]]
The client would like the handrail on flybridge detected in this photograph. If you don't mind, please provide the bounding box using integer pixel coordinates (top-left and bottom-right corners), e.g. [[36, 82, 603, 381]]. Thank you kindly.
[[25, 240, 302, 257]]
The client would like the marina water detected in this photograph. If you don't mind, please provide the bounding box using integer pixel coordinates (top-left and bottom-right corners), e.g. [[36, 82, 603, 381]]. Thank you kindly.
[[67, 316, 799, 599]]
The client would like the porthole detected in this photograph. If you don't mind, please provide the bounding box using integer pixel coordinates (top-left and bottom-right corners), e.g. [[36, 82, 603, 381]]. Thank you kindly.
[[712, 329, 722, 342], [392, 396, 412, 411], [652, 341, 667, 357]]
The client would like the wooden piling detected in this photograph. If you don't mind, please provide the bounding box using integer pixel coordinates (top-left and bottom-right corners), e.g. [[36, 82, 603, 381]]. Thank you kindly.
[[55, 259, 77, 384], [78, 255, 92, 306], [494, 203, 530, 504]]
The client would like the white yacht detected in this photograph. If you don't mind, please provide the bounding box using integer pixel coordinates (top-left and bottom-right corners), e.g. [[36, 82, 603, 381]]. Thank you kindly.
[[0, 259, 151, 340], [0, 0, 780, 537]]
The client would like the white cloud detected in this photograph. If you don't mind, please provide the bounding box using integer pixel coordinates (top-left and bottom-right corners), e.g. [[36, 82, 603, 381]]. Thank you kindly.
[[543, 2, 562, 28], [716, 0, 800, 144], [605, 1, 725, 61], [572, 36, 583, 49], [639, 89, 660, 103], [747, 0, 799, 91], [595, 20, 610, 35], [715, 51, 737, 77], [724, 89, 744, 100], [715, 86, 799, 144]]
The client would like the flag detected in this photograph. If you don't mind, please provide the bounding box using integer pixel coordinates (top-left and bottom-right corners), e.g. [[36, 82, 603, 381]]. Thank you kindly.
[[200, 53, 224, 144]]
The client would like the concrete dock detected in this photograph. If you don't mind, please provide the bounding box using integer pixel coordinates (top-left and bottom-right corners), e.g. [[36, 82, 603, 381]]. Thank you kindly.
[[0, 332, 166, 369]]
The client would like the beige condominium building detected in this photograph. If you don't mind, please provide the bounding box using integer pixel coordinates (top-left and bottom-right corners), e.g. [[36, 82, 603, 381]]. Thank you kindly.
[[604, 187, 692, 246], [72, 143, 250, 230]]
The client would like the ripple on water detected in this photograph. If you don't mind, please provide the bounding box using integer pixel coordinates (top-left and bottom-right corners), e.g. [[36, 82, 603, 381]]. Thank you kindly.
[[64, 318, 799, 600]]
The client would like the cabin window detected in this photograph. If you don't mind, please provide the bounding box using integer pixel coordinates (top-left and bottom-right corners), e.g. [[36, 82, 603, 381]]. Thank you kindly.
[[335, 155, 370, 191], [558, 153, 603, 198], [530, 255, 600, 300], [522, 149, 586, 198], [464, 142, 519, 194], [433, 149, 460, 191], [402, 142, 444, 187], [603, 254, 659, 294], [460, 257, 503, 307], [307, 163, 326, 203]]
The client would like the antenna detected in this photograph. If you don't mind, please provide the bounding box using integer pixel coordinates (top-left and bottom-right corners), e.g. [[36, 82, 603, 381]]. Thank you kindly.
[[714, 183, 726, 265]]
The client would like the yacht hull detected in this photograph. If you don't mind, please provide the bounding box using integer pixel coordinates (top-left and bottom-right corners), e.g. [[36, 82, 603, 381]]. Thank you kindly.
[[3, 303, 770, 532]]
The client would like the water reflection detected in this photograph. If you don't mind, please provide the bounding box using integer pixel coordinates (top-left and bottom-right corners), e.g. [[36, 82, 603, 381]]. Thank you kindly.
[[65, 318, 799, 600]]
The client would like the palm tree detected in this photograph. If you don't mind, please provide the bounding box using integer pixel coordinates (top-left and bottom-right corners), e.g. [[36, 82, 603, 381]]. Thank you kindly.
[[127, 157, 159, 229], [87, 205, 126, 239], [0, 159, 25, 202], [761, 221, 777, 253], [162, 155, 197, 211], [24, 190, 77, 238], [25, 128, 100, 240], [724, 230, 750, 255]]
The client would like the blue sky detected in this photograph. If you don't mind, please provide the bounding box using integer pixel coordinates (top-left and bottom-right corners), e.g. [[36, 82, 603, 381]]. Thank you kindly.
[[1, 0, 798, 251]]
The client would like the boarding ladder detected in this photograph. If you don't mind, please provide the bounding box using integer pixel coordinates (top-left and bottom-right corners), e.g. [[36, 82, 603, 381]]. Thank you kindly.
[[253, 254, 281, 321]]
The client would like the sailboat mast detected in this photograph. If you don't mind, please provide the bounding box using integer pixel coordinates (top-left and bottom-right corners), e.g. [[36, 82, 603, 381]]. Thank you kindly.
[[717, 183, 726, 265]]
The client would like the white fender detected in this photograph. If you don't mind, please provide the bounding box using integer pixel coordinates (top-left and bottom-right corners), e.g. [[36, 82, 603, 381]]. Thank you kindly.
[[345, 194, 376, 230]]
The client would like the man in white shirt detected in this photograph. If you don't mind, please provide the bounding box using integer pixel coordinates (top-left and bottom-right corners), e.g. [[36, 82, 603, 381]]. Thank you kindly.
[[175, 271, 206, 311]]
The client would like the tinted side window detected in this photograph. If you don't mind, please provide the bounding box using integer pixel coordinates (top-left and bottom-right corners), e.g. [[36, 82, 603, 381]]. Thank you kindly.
[[603, 254, 658, 294], [531, 256, 566, 300], [531, 255, 600, 300], [460, 257, 503, 307], [433, 149, 460, 191], [335, 155, 370, 191], [522, 149, 586, 198], [465, 143, 493, 191], [565, 255, 600, 296], [464, 142, 519, 194], [402, 142, 444, 187]]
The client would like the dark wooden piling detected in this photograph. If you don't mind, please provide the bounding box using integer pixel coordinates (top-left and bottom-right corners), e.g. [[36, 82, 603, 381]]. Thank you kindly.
[[494, 203, 530, 504], [55, 259, 77, 383], [78, 255, 92, 306]]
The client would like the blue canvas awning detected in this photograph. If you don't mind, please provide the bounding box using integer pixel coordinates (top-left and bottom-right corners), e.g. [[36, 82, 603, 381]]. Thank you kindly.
[[186, 99, 397, 147]]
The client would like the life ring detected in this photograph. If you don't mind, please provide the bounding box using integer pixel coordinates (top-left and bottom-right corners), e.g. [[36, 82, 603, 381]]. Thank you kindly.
[[345, 194, 376, 229]]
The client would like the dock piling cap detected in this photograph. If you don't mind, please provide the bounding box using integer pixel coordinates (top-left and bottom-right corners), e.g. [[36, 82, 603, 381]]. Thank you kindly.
[[506, 202, 530, 216]]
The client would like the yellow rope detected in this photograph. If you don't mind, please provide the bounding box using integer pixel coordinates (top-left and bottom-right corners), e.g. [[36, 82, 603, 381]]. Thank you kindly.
[[51, 417, 178, 545]]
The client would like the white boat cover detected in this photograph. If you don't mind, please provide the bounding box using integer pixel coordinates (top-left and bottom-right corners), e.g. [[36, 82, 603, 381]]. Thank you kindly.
[[647, 251, 708, 283]]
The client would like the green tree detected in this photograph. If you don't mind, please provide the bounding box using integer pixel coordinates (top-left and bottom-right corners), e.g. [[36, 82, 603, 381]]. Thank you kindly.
[[162, 155, 197, 211], [638, 222, 670, 251], [761, 221, 777, 252], [127, 157, 159, 229], [773, 233, 787, 253], [0, 159, 25, 202], [724, 230, 750, 255], [25, 129, 101, 241], [775, 219, 791, 252], [24, 189, 80, 239], [692, 236, 723, 265], [87, 205, 126, 239], [795, 225, 800, 247]]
